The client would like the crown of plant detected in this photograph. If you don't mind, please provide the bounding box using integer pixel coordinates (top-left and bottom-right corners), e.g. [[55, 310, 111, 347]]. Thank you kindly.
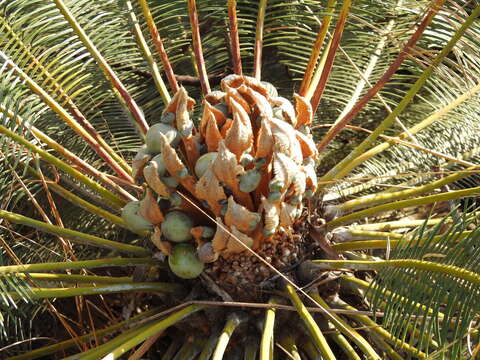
[[123, 74, 318, 279]]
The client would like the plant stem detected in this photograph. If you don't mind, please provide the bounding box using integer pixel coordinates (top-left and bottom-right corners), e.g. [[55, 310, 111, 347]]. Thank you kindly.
[[299, 338, 321, 360], [310, 0, 352, 113], [310, 291, 381, 359], [327, 186, 480, 227], [126, 0, 170, 104], [332, 240, 399, 252], [331, 229, 473, 251], [327, 325, 361, 360], [14, 273, 132, 284], [6, 308, 160, 360], [25, 166, 129, 227], [285, 284, 336, 360], [260, 298, 277, 360], [330, 81, 480, 186], [63, 322, 154, 360], [227, 0, 242, 75], [340, 275, 442, 320], [311, 259, 480, 286], [299, 0, 337, 96], [348, 218, 452, 231], [197, 332, 220, 360], [0, 257, 160, 274], [96, 305, 204, 360], [331, 296, 426, 358], [244, 337, 259, 360], [128, 331, 165, 360], [25, 129, 136, 201], [315, 0, 445, 154], [305, 36, 333, 100], [277, 333, 301, 360], [0, 124, 125, 209], [0, 210, 150, 256], [187, 0, 210, 94], [334, 0, 402, 124], [53, 0, 149, 135], [8, 282, 179, 300], [138, 0, 179, 93], [336, 167, 480, 212], [346, 230, 404, 240], [0, 53, 135, 182], [0, 21, 132, 175], [318, 3, 478, 187], [253, 0, 268, 79], [212, 313, 244, 360]]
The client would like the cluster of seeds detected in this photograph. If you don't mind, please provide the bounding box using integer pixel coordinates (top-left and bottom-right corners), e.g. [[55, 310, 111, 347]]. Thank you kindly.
[[122, 75, 318, 280]]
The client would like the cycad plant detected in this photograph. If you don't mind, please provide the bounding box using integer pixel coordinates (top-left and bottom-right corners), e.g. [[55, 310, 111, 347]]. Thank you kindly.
[[1, 0, 480, 358]]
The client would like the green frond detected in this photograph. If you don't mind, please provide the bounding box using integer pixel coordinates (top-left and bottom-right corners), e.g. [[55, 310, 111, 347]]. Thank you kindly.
[[321, 1, 480, 198], [368, 210, 480, 358], [0, 272, 34, 341]]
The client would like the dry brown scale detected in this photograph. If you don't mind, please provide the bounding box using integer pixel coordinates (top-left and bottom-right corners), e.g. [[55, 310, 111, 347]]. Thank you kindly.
[[204, 227, 312, 301], [121, 74, 319, 292]]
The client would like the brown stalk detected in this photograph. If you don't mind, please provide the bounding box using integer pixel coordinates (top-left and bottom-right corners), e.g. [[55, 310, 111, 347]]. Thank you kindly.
[[253, 0, 268, 79], [228, 0, 243, 75], [315, 0, 446, 153], [10, 166, 75, 259], [139, 0, 179, 93], [29, 126, 137, 201], [54, 0, 149, 135], [310, 0, 352, 114], [175, 73, 226, 86], [1, 19, 132, 177], [128, 331, 164, 360], [2, 104, 136, 200], [65, 102, 134, 180], [36, 168, 77, 259], [299, 0, 337, 96], [187, 0, 211, 94], [1, 67, 133, 183]]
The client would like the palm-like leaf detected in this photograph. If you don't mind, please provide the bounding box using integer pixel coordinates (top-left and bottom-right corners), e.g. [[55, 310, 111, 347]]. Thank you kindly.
[[0, 0, 479, 358]]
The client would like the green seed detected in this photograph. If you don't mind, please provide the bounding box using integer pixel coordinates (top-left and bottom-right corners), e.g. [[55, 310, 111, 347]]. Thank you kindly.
[[220, 204, 228, 216], [249, 214, 261, 231], [169, 193, 182, 207], [263, 228, 275, 236], [146, 123, 180, 153], [121, 201, 153, 234], [240, 153, 254, 167], [201, 226, 215, 238], [168, 244, 204, 279], [161, 176, 179, 188], [194, 152, 217, 178], [176, 168, 189, 179], [151, 154, 166, 176], [161, 112, 175, 124], [239, 169, 261, 192], [197, 242, 218, 263], [289, 195, 302, 205], [254, 158, 267, 169], [267, 191, 281, 202], [268, 179, 283, 193], [214, 103, 229, 117], [161, 211, 194, 243]]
